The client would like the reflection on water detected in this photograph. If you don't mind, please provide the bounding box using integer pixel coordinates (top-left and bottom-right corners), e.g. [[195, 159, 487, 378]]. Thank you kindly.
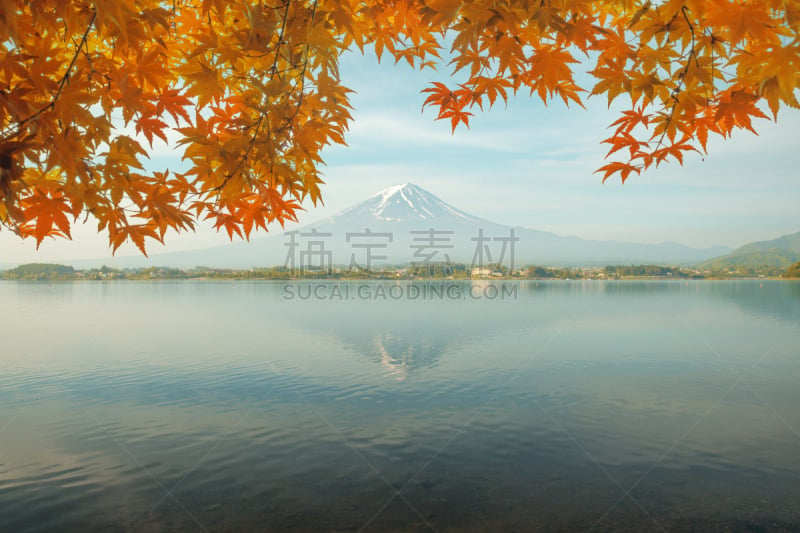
[[0, 280, 799, 532], [372, 332, 442, 380]]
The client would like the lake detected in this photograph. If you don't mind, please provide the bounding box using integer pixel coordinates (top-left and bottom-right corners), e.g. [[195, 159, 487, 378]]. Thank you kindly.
[[1, 280, 799, 532]]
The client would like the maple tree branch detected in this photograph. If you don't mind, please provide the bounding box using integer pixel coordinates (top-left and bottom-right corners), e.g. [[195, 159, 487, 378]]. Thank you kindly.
[[654, 6, 695, 151], [217, 0, 317, 195], [214, 115, 264, 191], [284, 0, 317, 128], [709, 33, 716, 100], [0, 8, 98, 232], [5, 10, 97, 141], [211, 0, 292, 194], [270, 0, 292, 78], [682, 8, 711, 105]]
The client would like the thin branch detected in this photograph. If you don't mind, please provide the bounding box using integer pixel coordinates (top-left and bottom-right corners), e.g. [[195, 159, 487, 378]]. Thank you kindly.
[[211, 0, 291, 194], [3, 10, 97, 141], [654, 6, 695, 151], [284, 0, 318, 127], [213, 115, 264, 191], [270, 0, 292, 79]]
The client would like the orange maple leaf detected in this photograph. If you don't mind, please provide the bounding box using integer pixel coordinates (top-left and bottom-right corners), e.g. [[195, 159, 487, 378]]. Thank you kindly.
[[19, 188, 73, 247]]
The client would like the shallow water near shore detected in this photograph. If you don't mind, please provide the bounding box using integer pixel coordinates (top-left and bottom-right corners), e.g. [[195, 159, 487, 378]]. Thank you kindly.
[[1, 280, 799, 532]]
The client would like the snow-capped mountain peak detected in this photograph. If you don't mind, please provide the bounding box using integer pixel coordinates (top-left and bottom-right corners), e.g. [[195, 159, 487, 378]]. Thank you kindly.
[[369, 183, 415, 218], [350, 183, 478, 223]]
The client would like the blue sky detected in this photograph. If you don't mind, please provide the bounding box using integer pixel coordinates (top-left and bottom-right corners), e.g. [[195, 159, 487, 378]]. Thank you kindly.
[[1, 49, 799, 264]]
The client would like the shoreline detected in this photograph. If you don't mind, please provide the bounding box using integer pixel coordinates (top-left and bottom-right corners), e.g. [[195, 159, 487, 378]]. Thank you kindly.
[[0, 276, 795, 282]]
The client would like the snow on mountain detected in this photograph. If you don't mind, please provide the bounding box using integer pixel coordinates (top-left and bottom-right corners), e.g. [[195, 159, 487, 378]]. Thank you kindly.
[[318, 183, 483, 226]]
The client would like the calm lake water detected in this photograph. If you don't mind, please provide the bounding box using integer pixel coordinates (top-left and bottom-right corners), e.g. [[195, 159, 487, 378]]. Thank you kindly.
[[1, 280, 799, 532]]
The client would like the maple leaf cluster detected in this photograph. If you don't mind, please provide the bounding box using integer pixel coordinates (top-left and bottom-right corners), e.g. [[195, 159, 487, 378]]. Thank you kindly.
[[1, 0, 798, 254]]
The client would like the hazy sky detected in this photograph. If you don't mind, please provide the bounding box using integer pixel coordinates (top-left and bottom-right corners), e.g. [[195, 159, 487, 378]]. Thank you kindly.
[[1, 49, 799, 264]]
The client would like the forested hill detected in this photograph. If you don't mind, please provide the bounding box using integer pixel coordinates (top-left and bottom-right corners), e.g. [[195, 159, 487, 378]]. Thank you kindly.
[[701, 231, 800, 270], [1, 263, 76, 280]]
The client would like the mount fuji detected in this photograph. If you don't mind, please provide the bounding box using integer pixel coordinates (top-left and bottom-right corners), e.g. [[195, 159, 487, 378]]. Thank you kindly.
[[307, 182, 510, 238], [323, 183, 486, 225], [69, 183, 731, 268]]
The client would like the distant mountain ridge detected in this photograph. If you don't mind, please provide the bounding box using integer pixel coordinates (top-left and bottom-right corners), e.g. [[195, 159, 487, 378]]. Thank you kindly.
[[701, 231, 800, 270], [34, 183, 732, 269]]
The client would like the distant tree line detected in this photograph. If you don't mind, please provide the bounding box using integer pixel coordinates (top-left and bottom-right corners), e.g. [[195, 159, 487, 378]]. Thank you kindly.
[[604, 265, 682, 277], [1, 263, 75, 280], [2, 262, 797, 281]]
